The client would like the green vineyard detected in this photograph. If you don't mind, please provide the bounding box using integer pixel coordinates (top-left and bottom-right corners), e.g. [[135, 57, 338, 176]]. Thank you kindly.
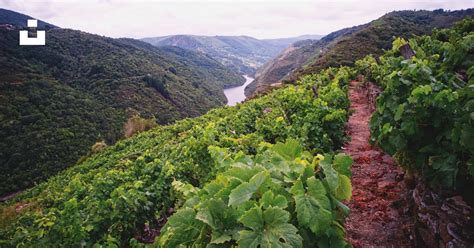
[[0, 66, 354, 246], [0, 11, 473, 247], [357, 18, 474, 190]]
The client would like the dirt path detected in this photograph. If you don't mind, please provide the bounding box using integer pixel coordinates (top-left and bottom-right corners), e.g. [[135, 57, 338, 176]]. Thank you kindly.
[[343, 81, 413, 247]]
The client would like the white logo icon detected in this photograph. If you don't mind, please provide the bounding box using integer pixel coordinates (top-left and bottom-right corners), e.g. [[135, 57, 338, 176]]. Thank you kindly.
[[19, 19, 45, 46]]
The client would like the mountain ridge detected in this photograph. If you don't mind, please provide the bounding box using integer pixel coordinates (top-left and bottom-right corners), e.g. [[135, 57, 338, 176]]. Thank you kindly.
[[141, 34, 322, 75], [0, 8, 57, 29], [246, 9, 474, 96], [245, 25, 365, 96]]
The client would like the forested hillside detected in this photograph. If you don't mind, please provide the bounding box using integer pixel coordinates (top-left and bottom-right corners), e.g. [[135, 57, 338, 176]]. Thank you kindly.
[[0, 8, 56, 29], [0, 9, 244, 195], [247, 9, 474, 96], [141, 35, 321, 75]]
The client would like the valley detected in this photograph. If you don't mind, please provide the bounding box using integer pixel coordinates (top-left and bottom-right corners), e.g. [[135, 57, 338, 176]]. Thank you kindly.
[[142, 34, 321, 75], [0, 4, 473, 248], [223, 75, 254, 106], [0, 8, 321, 196]]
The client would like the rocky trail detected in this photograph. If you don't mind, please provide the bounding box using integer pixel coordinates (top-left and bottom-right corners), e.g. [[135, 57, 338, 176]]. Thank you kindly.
[[343, 81, 414, 248]]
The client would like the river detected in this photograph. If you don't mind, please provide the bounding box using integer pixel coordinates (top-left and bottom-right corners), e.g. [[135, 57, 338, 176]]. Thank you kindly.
[[223, 75, 254, 106]]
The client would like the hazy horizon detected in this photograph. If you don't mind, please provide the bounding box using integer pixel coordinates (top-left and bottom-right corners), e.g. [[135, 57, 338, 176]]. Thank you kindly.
[[0, 0, 473, 39]]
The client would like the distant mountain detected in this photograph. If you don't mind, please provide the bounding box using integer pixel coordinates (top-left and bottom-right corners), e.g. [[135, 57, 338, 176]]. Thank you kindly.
[[245, 28, 363, 96], [262, 34, 323, 47], [0, 9, 244, 195], [141, 34, 322, 75], [246, 9, 474, 96]]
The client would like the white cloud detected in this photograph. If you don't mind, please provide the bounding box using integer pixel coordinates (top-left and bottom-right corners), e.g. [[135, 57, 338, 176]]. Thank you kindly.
[[0, 0, 472, 39]]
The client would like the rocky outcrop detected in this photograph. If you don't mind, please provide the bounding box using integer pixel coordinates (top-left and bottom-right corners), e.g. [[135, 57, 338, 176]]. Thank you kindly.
[[411, 183, 474, 247]]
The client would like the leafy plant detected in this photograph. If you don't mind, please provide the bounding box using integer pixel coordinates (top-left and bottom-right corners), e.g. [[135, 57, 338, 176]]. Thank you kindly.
[[158, 139, 352, 248], [362, 18, 474, 189]]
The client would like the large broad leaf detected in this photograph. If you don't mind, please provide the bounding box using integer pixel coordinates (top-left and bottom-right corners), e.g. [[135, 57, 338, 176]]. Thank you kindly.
[[272, 139, 302, 161], [224, 165, 264, 182], [332, 153, 353, 177], [196, 199, 238, 231], [320, 156, 339, 192], [228, 171, 268, 206], [290, 177, 332, 235], [320, 156, 352, 200], [158, 208, 205, 247], [238, 206, 302, 248], [335, 174, 352, 201], [195, 199, 240, 245], [208, 145, 234, 170], [261, 191, 288, 209]]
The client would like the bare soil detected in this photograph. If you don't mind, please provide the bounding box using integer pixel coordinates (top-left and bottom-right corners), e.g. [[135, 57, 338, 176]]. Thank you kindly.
[[343, 81, 414, 248]]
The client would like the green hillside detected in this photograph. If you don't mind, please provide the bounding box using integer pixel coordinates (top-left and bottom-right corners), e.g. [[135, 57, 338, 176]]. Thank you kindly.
[[247, 9, 473, 96], [0, 10, 244, 195], [294, 9, 474, 78], [0, 63, 354, 246], [0, 8, 56, 29]]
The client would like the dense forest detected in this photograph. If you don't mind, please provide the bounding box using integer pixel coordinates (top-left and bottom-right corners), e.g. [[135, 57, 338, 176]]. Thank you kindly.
[[0, 9, 245, 195]]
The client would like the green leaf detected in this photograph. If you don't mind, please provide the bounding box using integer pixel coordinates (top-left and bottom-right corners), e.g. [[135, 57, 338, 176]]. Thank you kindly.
[[238, 206, 302, 248], [332, 153, 352, 177], [272, 139, 302, 160], [320, 156, 339, 192], [229, 171, 268, 206], [196, 199, 237, 230], [292, 177, 332, 235], [307, 177, 331, 210], [394, 104, 405, 121], [239, 206, 264, 231], [273, 195, 288, 209], [261, 191, 274, 209], [382, 123, 393, 134], [208, 145, 233, 170], [335, 175, 352, 200], [320, 155, 352, 200], [159, 208, 205, 247], [224, 166, 263, 182], [210, 232, 232, 244], [172, 180, 197, 199], [261, 190, 288, 209]]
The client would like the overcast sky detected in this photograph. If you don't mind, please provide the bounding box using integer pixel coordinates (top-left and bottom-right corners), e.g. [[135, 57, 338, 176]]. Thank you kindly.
[[1, 0, 472, 39]]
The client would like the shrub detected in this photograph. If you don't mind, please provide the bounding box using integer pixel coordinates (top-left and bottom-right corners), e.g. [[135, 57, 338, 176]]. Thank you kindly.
[[91, 141, 107, 154], [123, 115, 157, 138]]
